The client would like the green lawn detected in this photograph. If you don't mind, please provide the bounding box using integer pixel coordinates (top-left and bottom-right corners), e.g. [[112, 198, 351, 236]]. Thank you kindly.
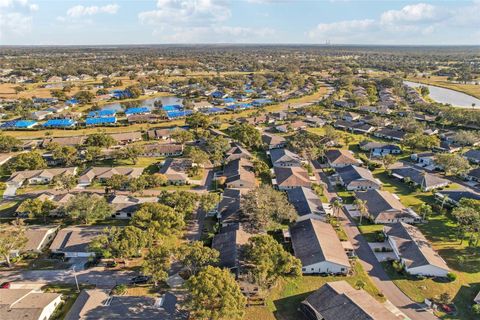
[[358, 224, 384, 242], [244, 262, 384, 320]]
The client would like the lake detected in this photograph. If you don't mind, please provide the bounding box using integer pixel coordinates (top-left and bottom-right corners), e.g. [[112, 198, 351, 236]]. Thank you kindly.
[[101, 96, 183, 112], [404, 81, 480, 108]]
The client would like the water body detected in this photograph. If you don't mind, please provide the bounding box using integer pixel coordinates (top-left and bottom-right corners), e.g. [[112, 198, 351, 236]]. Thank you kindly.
[[101, 96, 183, 112], [404, 81, 480, 108]]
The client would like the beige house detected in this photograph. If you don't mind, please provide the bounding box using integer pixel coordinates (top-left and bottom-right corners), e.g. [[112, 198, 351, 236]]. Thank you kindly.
[[0, 289, 62, 320]]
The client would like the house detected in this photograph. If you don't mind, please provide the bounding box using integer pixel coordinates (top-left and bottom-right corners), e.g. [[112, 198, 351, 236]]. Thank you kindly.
[[0, 289, 62, 320], [159, 158, 193, 185], [127, 114, 163, 124], [42, 136, 85, 147], [108, 195, 157, 219], [212, 224, 251, 275], [147, 128, 173, 140], [359, 141, 401, 156], [79, 167, 144, 185], [49, 226, 104, 257], [215, 188, 242, 227], [261, 133, 286, 150], [374, 128, 407, 141], [109, 132, 142, 145], [286, 187, 325, 221], [222, 158, 257, 190], [385, 222, 450, 277], [465, 167, 480, 183], [290, 219, 350, 275], [273, 166, 311, 190], [335, 165, 382, 191], [142, 143, 183, 157], [343, 112, 360, 121], [30, 110, 53, 120], [269, 148, 303, 167], [275, 121, 307, 133], [464, 149, 480, 164], [391, 166, 450, 191], [410, 152, 441, 170], [65, 289, 185, 320], [300, 281, 400, 320], [23, 225, 58, 252], [435, 190, 480, 206], [8, 167, 77, 186], [435, 141, 462, 153], [304, 117, 327, 127], [225, 143, 252, 162], [270, 111, 288, 121], [355, 190, 420, 224], [325, 149, 362, 168]]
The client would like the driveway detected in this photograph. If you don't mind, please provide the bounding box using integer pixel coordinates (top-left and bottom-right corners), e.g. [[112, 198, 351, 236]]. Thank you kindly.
[[3, 183, 19, 199]]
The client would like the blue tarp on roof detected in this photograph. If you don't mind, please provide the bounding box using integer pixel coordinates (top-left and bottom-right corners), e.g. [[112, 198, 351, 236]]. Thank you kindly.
[[125, 107, 150, 115], [211, 91, 224, 98], [88, 109, 116, 117], [162, 105, 183, 112], [86, 117, 117, 125], [167, 110, 193, 119], [15, 120, 37, 128], [223, 97, 236, 104], [43, 119, 76, 127], [200, 107, 224, 114], [244, 89, 255, 93], [66, 98, 79, 105], [252, 99, 272, 106], [111, 90, 132, 99]]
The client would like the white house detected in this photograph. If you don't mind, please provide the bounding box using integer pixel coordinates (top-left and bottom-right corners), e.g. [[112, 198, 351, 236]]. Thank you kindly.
[[385, 222, 450, 277], [0, 289, 62, 320], [49, 226, 104, 258], [290, 219, 350, 275]]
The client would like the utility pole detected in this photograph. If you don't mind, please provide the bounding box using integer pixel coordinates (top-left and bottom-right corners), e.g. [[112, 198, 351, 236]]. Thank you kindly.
[[72, 266, 80, 292]]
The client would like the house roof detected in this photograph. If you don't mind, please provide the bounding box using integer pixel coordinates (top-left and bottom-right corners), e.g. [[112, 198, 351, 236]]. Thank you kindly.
[[49, 226, 104, 253], [464, 149, 480, 161], [391, 166, 449, 189], [9, 167, 77, 184], [270, 148, 302, 167], [0, 289, 61, 320], [359, 141, 400, 151], [79, 167, 144, 183], [42, 136, 85, 147], [109, 131, 142, 143], [23, 225, 58, 251], [286, 187, 323, 216], [274, 166, 311, 188], [302, 281, 400, 320], [218, 188, 242, 224], [223, 158, 256, 188], [336, 165, 380, 187], [467, 167, 480, 179], [143, 143, 183, 154], [290, 219, 350, 267], [325, 149, 360, 166], [436, 190, 480, 203], [225, 143, 252, 162], [355, 190, 416, 221], [212, 225, 251, 269], [159, 158, 192, 181], [376, 128, 407, 140], [261, 133, 286, 146], [385, 222, 450, 271]]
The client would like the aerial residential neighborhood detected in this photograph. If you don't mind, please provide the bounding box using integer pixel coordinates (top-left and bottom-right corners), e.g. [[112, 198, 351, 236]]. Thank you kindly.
[[1, 1, 480, 320]]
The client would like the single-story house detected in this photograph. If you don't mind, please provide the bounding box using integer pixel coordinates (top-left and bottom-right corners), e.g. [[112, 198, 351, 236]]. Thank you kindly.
[[142, 143, 183, 157], [273, 166, 312, 190], [290, 219, 350, 275], [286, 187, 325, 221], [269, 148, 304, 167], [411, 152, 442, 170], [335, 165, 382, 191], [0, 289, 62, 320], [108, 195, 157, 219], [261, 133, 286, 150], [8, 167, 77, 186], [222, 158, 257, 190], [225, 143, 252, 162], [65, 289, 185, 320], [465, 167, 480, 183], [147, 128, 173, 140], [434, 190, 480, 207], [42, 136, 86, 147], [325, 149, 362, 168], [464, 149, 480, 164], [374, 128, 407, 141], [300, 281, 399, 320], [212, 224, 251, 275], [359, 141, 401, 156], [215, 188, 242, 227], [49, 226, 104, 258], [79, 167, 144, 185], [391, 166, 450, 191], [109, 132, 142, 145], [355, 190, 420, 224], [304, 117, 326, 127], [159, 158, 194, 185], [385, 222, 450, 277]]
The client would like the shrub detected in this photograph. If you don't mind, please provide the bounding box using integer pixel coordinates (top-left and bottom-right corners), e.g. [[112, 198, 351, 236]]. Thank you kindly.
[[392, 260, 404, 273], [112, 284, 127, 295], [446, 272, 457, 281], [472, 304, 480, 315]]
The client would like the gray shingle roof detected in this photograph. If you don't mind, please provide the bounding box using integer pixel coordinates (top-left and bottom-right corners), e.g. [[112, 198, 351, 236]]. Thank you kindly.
[[269, 148, 302, 167], [355, 190, 416, 222], [391, 166, 449, 189], [336, 165, 380, 187], [286, 187, 323, 216]]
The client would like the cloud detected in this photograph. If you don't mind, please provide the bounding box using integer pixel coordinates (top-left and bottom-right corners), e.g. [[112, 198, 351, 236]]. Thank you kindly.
[[0, 0, 37, 39], [66, 4, 119, 17], [0, 0, 38, 11], [308, 19, 375, 39], [380, 3, 442, 25]]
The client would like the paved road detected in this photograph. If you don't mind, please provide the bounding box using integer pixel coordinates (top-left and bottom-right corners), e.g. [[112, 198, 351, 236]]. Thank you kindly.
[[313, 163, 437, 320], [0, 267, 137, 289]]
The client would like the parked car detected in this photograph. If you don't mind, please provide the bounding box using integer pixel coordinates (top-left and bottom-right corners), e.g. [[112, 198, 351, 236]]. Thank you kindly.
[[0, 282, 11, 289], [129, 276, 150, 285]]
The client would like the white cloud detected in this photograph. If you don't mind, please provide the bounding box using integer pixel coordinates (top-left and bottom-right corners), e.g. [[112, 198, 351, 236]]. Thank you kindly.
[[66, 4, 119, 18], [0, 0, 38, 10], [308, 19, 375, 39], [0, 12, 32, 38], [380, 3, 441, 25]]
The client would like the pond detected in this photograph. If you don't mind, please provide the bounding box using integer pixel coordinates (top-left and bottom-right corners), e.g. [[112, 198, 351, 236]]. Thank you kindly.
[[101, 96, 183, 112], [403, 81, 480, 108]]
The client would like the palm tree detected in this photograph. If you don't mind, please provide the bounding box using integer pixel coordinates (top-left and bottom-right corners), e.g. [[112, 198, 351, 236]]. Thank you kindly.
[[331, 199, 342, 222], [419, 203, 432, 221], [354, 198, 368, 225]]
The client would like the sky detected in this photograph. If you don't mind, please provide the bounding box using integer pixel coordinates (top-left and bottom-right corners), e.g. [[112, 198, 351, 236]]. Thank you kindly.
[[1, 0, 479, 45]]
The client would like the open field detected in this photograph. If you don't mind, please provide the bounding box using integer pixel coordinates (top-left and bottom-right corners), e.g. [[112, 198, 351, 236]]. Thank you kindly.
[[407, 76, 480, 100]]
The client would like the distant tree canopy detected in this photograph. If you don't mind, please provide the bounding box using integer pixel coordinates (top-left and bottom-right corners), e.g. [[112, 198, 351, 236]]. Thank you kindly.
[[0, 135, 20, 153], [228, 123, 261, 149], [3, 151, 47, 174], [84, 133, 116, 148]]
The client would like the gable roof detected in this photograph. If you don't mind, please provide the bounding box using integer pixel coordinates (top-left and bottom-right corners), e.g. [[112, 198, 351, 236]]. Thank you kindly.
[[79, 167, 144, 183], [212, 225, 251, 269], [270, 148, 302, 167], [217, 188, 242, 224], [391, 166, 449, 189], [355, 190, 416, 221], [49, 226, 104, 253], [9, 167, 77, 184], [302, 281, 400, 320], [261, 133, 286, 146], [325, 149, 360, 166], [385, 222, 449, 271], [0, 289, 61, 320], [286, 187, 323, 216], [336, 165, 380, 187], [274, 166, 311, 188], [290, 219, 349, 267], [225, 143, 252, 162]]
